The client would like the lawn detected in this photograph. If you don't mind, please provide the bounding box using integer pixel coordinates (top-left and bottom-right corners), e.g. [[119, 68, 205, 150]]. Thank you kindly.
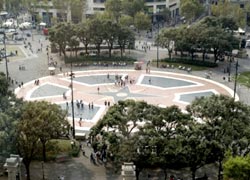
[[151, 61, 209, 71], [0, 45, 26, 61], [34, 139, 80, 161], [237, 71, 250, 88]]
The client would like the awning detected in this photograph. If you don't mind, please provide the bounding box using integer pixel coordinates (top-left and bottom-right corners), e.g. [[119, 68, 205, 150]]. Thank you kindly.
[[48, 67, 55, 71], [39, 22, 46, 26]]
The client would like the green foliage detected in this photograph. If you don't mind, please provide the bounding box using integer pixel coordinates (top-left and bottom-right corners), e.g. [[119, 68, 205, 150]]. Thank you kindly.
[[237, 71, 250, 88], [162, 57, 218, 67], [223, 155, 250, 180], [122, 0, 145, 18], [0, 72, 8, 96], [105, 0, 122, 22], [211, 0, 245, 28], [16, 101, 69, 179], [157, 18, 240, 63], [90, 96, 250, 179], [180, 0, 204, 23], [134, 11, 151, 31]]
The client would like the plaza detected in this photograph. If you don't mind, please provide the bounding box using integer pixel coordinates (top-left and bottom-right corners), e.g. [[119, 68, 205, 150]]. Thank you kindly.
[[15, 68, 236, 133]]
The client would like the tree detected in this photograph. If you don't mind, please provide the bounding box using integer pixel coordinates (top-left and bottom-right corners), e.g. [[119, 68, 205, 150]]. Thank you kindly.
[[103, 20, 119, 57], [33, 101, 69, 162], [16, 101, 69, 179], [117, 26, 134, 57], [49, 22, 71, 57], [88, 16, 105, 56], [187, 95, 250, 180], [119, 15, 133, 27], [201, 16, 238, 33], [66, 24, 80, 57], [181, 124, 213, 180], [77, 21, 91, 54], [211, 0, 245, 28], [180, 0, 204, 24], [138, 105, 191, 179], [91, 100, 151, 139], [70, 0, 86, 23], [205, 26, 239, 62], [0, 72, 8, 96], [0, 95, 23, 158], [90, 102, 191, 180], [134, 11, 151, 32], [157, 28, 177, 60], [105, 0, 122, 23], [223, 155, 250, 180], [122, 0, 145, 18]]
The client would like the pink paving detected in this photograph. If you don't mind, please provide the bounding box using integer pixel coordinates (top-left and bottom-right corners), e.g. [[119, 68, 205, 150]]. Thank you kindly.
[[15, 69, 236, 131]]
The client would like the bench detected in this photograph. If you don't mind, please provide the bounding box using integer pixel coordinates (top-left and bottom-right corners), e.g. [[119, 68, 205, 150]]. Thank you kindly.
[[55, 154, 70, 163]]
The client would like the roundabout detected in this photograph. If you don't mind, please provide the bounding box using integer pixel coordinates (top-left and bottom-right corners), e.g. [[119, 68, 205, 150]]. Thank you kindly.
[[15, 69, 237, 132]]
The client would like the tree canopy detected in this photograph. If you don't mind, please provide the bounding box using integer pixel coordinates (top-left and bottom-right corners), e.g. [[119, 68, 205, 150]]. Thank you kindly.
[[16, 101, 69, 180]]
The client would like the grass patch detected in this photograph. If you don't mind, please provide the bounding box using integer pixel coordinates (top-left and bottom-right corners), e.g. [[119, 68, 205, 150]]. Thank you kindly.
[[151, 61, 211, 71], [34, 139, 80, 161], [151, 57, 217, 71], [237, 71, 250, 88], [0, 45, 26, 61]]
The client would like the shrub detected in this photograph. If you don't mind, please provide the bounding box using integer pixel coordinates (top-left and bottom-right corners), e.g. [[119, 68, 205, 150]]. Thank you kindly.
[[162, 57, 218, 67]]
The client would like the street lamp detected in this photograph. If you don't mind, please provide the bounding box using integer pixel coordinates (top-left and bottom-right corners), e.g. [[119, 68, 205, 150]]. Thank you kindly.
[[0, 31, 9, 81], [156, 9, 160, 68], [70, 62, 75, 139], [233, 59, 239, 100]]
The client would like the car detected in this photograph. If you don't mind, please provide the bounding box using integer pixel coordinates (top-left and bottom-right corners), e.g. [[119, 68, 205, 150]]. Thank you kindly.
[[6, 29, 16, 33], [14, 35, 23, 41]]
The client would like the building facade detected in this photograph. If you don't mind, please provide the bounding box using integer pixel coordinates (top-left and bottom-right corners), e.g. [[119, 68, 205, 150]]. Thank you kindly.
[[32, 0, 180, 26], [86, 0, 180, 20]]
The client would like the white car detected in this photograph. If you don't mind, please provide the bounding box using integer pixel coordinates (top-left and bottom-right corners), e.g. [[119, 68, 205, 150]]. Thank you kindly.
[[6, 29, 16, 33]]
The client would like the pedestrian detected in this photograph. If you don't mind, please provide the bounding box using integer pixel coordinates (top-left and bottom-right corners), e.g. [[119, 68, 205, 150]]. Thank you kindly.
[[107, 73, 110, 79], [97, 86, 100, 94], [63, 92, 66, 100], [91, 102, 94, 109], [107, 101, 110, 107], [104, 100, 107, 106], [21, 82, 23, 87], [88, 103, 91, 109], [149, 78, 151, 84]]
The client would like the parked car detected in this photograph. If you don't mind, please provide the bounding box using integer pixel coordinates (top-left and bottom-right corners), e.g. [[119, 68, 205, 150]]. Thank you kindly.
[[15, 35, 24, 41]]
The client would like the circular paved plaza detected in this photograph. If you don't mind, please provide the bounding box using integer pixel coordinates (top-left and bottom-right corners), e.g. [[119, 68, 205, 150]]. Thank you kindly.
[[15, 69, 236, 132]]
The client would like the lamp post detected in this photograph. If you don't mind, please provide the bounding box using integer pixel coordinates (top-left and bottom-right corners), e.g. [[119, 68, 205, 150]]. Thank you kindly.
[[156, 9, 160, 68], [157, 22, 159, 68], [70, 62, 75, 139], [0, 31, 9, 81], [233, 59, 239, 100]]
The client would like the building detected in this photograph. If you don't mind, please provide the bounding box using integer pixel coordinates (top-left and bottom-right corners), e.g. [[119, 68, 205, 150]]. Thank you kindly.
[[31, 0, 180, 26], [86, 0, 180, 21]]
